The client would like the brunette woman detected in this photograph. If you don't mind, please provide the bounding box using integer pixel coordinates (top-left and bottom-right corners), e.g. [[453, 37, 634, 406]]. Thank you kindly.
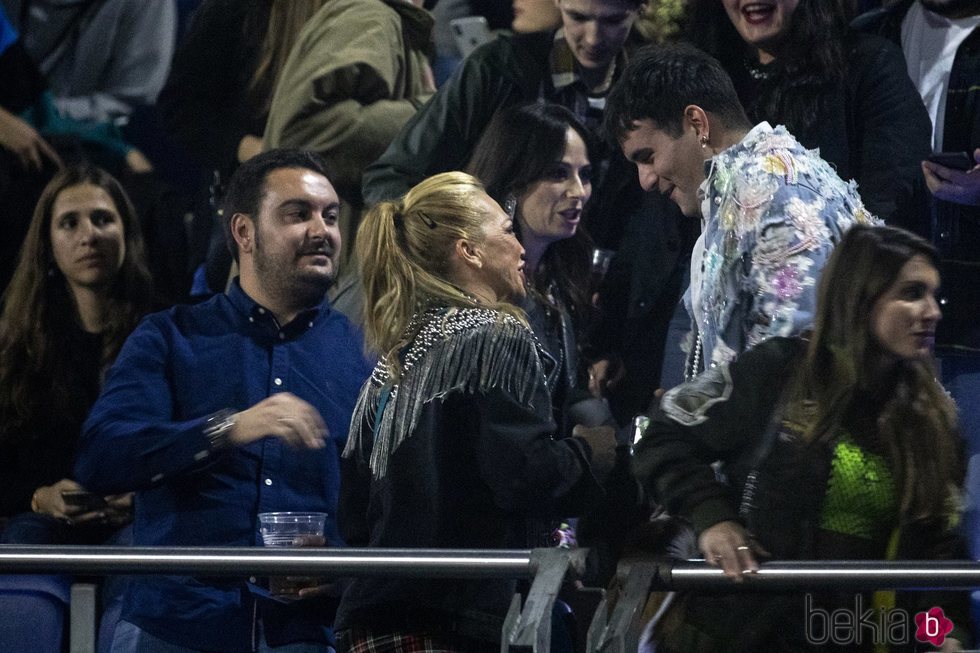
[[0, 164, 152, 544], [635, 225, 969, 650], [467, 103, 612, 432]]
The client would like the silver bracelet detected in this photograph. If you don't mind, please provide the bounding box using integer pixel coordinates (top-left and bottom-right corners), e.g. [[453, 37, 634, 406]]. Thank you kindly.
[[203, 408, 237, 451]]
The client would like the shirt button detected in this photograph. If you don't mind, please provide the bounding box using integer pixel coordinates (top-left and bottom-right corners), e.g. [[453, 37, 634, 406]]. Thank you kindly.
[[264, 478, 273, 486], [258, 308, 266, 314], [308, 322, 313, 328], [248, 317, 255, 323], [279, 332, 286, 340], [274, 378, 282, 386], [249, 576, 257, 583]]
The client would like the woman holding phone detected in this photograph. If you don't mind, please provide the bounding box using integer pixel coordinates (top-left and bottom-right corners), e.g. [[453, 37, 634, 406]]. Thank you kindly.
[[0, 164, 153, 544]]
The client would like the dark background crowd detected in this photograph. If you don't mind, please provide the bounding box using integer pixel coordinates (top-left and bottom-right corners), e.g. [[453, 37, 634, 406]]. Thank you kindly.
[[0, 0, 978, 652]]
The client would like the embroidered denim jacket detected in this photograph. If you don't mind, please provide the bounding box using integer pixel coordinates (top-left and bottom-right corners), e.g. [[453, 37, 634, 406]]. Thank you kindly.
[[689, 122, 877, 371]]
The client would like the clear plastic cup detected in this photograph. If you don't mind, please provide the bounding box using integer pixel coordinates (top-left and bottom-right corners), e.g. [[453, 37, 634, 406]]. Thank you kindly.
[[258, 512, 327, 547], [257, 512, 327, 596]]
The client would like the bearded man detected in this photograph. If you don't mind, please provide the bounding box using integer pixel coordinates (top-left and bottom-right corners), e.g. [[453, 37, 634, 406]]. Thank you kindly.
[[76, 149, 374, 653]]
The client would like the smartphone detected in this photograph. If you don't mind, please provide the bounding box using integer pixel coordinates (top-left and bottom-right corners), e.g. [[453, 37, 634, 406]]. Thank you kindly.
[[61, 490, 107, 512], [451, 16, 491, 58], [927, 151, 974, 171]]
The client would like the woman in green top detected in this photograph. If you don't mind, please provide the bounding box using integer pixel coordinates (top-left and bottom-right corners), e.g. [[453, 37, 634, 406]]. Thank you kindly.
[[634, 224, 967, 651]]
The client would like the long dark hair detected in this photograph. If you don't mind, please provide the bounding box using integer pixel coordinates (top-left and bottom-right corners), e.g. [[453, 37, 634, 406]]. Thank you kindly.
[[0, 165, 153, 437], [466, 103, 595, 320], [794, 225, 959, 521], [684, 0, 849, 138]]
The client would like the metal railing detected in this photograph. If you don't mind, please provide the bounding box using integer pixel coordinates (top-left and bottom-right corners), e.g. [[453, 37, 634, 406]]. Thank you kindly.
[[587, 558, 980, 653], [2, 547, 980, 652], [0, 546, 586, 653]]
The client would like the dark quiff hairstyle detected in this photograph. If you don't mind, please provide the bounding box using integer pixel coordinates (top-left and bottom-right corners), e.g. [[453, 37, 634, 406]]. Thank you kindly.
[[684, 0, 850, 137], [0, 164, 153, 438], [466, 102, 595, 318], [796, 225, 960, 521], [222, 148, 333, 262], [603, 42, 751, 143]]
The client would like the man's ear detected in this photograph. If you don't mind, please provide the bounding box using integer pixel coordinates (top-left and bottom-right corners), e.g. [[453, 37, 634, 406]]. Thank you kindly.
[[454, 237, 483, 269], [684, 105, 711, 142], [230, 213, 255, 255]]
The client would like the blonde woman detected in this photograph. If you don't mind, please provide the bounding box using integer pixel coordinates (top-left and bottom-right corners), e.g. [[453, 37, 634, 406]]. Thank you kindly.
[[335, 172, 616, 652]]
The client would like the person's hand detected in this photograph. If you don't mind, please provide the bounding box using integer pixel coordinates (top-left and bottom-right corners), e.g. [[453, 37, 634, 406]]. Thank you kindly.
[[646, 387, 666, 414], [32, 478, 80, 520], [237, 134, 263, 163], [572, 424, 618, 480], [230, 393, 327, 449], [32, 479, 106, 524], [295, 580, 344, 600], [264, 533, 335, 599], [101, 492, 134, 528], [0, 105, 62, 171], [125, 148, 154, 173], [420, 61, 437, 94], [588, 358, 624, 398], [922, 148, 980, 206], [697, 520, 766, 582]]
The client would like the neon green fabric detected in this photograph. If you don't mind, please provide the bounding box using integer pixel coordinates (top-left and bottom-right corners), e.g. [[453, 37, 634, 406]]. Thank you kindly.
[[819, 434, 897, 539]]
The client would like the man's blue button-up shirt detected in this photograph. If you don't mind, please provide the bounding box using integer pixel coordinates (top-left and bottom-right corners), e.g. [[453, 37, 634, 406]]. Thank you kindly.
[[76, 280, 373, 652]]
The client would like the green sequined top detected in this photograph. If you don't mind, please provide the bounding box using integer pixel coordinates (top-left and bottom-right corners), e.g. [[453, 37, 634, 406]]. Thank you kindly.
[[820, 433, 897, 543]]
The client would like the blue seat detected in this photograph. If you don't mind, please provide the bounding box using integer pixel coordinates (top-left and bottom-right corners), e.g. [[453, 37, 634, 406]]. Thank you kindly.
[[0, 574, 71, 653]]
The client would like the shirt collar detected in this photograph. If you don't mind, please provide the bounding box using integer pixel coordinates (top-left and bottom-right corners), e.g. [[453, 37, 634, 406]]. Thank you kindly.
[[226, 278, 327, 338], [739, 121, 776, 148], [549, 29, 624, 96], [697, 122, 774, 218]]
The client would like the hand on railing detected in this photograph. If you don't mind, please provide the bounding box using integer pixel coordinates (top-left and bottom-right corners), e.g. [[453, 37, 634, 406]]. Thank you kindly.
[[696, 520, 767, 582]]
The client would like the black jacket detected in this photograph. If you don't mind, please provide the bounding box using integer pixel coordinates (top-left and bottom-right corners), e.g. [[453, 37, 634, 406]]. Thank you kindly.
[[336, 308, 601, 642], [724, 31, 933, 231], [634, 337, 972, 651]]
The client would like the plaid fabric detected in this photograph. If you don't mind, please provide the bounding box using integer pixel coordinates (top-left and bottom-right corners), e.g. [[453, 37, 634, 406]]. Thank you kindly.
[[336, 629, 497, 653]]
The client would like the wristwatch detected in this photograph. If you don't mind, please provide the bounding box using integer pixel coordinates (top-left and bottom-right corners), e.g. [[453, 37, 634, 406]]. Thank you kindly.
[[203, 408, 237, 451]]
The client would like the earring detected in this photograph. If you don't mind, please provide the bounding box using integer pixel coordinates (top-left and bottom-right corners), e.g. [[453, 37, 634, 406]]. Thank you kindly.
[[504, 195, 517, 219], [699, 134, 709, 148]]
